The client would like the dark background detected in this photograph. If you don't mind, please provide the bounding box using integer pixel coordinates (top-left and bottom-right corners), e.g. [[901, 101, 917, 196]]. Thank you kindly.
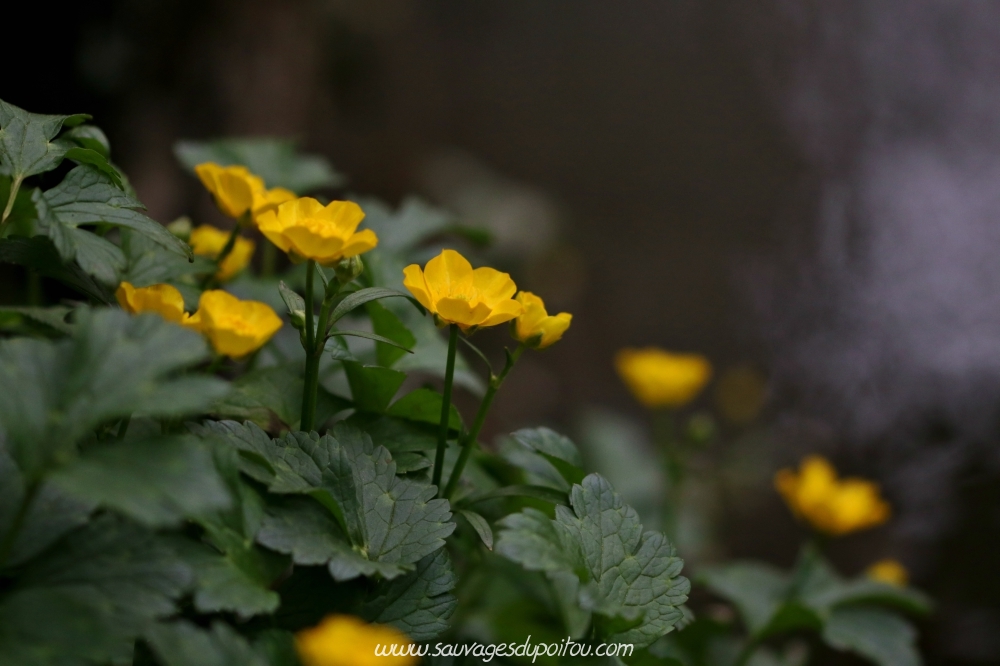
[[6, 1, 1000, 663]]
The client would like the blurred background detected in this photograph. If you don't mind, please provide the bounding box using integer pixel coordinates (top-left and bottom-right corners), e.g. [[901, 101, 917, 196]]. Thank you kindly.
[[5, 1, 1000, 663]]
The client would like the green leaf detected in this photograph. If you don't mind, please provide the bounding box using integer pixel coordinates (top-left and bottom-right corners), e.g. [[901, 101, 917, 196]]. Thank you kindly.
[[507, 427, 585, 487], [358, 548, 458, 641], [174, 137, 344, 193], [463, 484, 569, 506], [495, 474, 690, 648], [330, 329, 415, 355], [198, 421, 455, 581], [121, 227, 214, 288], [278, 280, 305, 318], [356, 195, 454, 252], [0, 305, 74, 335], [0, 98, 89, 180], [368, 300, 417, 367], [328, 287, 418, 326], [41, 165, 191, 260], [145, 621, 269, 666], [386, 388, 463, 431], [697, 563, 791, 636], [50, 436, 231, 527], [811, 579, 932, 616], [0, 236, 113, 303], [459, 509, 494, 549], [822, 607, 921, 666], [343, 361, 407, 413], [63, 125, 110, 159], [63, 146, 124, 189], [348, 414, 439, 453], [0, 515, 190, 665], [0, 308, 228, 478]]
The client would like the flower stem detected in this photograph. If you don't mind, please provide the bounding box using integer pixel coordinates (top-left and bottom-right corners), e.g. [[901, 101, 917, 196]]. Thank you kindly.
[[432, 324, 460, 491], [657, 410, 683, 538], [0, 174, 24, 237], [300, 260, 318, 431], [443, 345, 523, 499], [261, 240, 278, 277]]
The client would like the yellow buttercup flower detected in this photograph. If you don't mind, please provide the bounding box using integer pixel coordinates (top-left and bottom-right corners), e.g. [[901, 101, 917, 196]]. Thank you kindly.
[[513, 291, 572, 349], [251, 185, 296, 221], [194, 163, 265, 220], [188, 225, 255, 281], [403, 249, 523, 332], [866, 559, 908, 587], [115, 282, 188, 324], [184, 290, 282, 358], [774, 455, 891, 536], [296, 615, 417, 666], [256, 197, 378, 265], [615, 347, 712, 408]]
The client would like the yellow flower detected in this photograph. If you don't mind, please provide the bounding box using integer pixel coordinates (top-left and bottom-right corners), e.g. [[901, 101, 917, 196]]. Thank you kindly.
[[184, 290, 282, 358], [251, 185, 296, 221], [513, 291, 572, 349], [615, 347, 712, 408], [256, 197, 378, 265], [194, 163, 265, 220], [115, 282, 187, 324], [403, 249, 523, 332], [188, 225, 255, 281], [296, 615, 417, 666], [774, 455, 891, 536], [866, 559, 908, 587]]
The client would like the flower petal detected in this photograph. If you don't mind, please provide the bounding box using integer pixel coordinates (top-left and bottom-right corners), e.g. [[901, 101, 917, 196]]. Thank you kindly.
[[436, 297, 483, 328], [479, 298, 524, 327], [403, 265, 434, 311], [339, 229, 379, 258], [424, 249, 473, 303], [472, 267, 517, 306], [256, 210, 292, 252]]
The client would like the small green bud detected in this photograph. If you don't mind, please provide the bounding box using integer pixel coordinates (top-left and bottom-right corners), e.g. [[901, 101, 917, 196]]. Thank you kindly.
[[335, 255, 364, 284]]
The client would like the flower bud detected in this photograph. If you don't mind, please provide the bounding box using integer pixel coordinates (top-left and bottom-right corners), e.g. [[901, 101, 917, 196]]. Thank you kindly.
[[335, 255, 364, 284]]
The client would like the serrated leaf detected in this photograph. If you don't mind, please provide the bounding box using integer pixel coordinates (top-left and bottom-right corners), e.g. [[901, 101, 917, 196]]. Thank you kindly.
[[64, 146, 124, 188], [358, 548, 458, 640], [121, 227, 214, 287], [145, 621, 269, 666], [496, 474, 690, 648], [175, 137, 344, 193], [511, 427, 584, 471], [50, 436, 231, 527], [0, 305, 74, 335], [348, 414, 439, 453], [0, 236, 112, 303], [197, 421, 455, 581], [343, 361, 407, 413], [213, 362, 350, 429], [0, 98, 88, 180], [463, 484, 569, 506], [0, 515, 190, 665], [502, 426, 585, 491], [368, 300, 417, 367], [41, 165, 190, 259], [459, 510, 493, 549], [386, 388, 463, 431], [0, 308, 228, 478], [63, 125, 110, 159], [822, 607, 920, 666]]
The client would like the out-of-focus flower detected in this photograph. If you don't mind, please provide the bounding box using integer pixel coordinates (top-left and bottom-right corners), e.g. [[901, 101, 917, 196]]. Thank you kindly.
[[256, 197, 377, 265], [513, 291, 571, 349], [251, 186, 296, 221], [184, 290, 281, 358], [866, 559, 908, 587], [194, 163, 265, 220], [403, 249, 523, 332], [295, 615, 416, 666], [188, 224, 255, 281], [775, 455, 891, 536], [116, 282, 187, 324], [614, 347, 712, 408]]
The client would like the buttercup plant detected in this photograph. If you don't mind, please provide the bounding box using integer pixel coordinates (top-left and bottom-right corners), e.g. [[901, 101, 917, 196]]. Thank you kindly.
[[0, 98, 930, 666]]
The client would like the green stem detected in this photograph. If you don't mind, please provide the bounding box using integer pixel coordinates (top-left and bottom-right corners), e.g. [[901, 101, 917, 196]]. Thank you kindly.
[[657, 410, 683, 538], [443, 345, 523, 499], [0, 481, 38, 569], [0, 175, 24, 236], [432, 324, 460, 490], [300, 261, 318, 431], [261, 241, 278, 277], [301, 278, 341, 433]]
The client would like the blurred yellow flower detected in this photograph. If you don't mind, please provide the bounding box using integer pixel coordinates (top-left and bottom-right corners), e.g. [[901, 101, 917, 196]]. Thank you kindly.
[[188, 225, 255, 281], [194, 163, 264, 220], [866, 559, 908, 586], [184, 290, 282, 358], [115, 282, 187, 324], [296, 615, 416, 666], [614, 347, 712, 408], [403, 249, 523, 332], [775, 455, 891, 536], [513, 291, 572, 349], [251, 185, 296, 221], [256, 197, 378, 265]]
